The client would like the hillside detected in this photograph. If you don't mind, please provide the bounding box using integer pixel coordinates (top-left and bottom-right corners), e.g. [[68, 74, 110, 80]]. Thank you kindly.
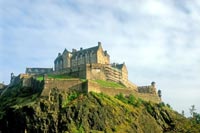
[[0, 83, 200, 133]]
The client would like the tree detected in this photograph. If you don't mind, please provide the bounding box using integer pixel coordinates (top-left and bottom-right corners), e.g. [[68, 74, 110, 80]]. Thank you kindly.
[[158, 90, 162, 98], [189, 105, 196, 117], [181, 110, 185, 116]]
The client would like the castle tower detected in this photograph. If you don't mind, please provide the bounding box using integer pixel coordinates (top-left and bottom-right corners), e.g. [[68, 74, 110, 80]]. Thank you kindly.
[[151, 81, 156, 88]]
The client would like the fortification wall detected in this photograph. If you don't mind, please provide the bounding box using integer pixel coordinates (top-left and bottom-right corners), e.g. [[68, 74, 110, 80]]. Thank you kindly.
[[135, 93, 161, 103], [87, 80, 161, 103], [41, 78, 86, 96], [51, 64, 87, 79], [124, 80, 137, 90], [137, 86, 157, 94], [52, 63, 130, 89], [86, 64, 106, 80], [87, 80, 136, 96]]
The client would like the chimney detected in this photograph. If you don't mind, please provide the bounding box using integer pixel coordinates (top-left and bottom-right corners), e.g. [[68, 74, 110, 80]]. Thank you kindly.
[[98, 42, 101, 47], [58, 53, 61, 56], [104, 50, 107, 55], [72, 49, 77, 53]]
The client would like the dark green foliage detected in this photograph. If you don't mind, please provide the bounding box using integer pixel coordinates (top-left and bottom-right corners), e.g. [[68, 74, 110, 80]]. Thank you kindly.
[[62, 92, 80, 107], [189, 105, 200, 124], [194, 113, 200, 124], [128, 94, 135, 105], [158, 102, 165, 108], [158, 89, 162, 98], [115, 93, 142, 107], [144, 102, 154, 114], [68, 92, 79, 101], [166, 103, 171, 109], [114, 93, 128, 103]]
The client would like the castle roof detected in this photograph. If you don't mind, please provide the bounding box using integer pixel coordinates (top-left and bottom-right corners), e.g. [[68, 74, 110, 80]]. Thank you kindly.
[[111, 63, 126, 70], [71, 45, 100, 59], [116, 64, 124, 69], [26, 68, 53, 74], [63, 48, 69, 54], [54, 54, 62, 62]]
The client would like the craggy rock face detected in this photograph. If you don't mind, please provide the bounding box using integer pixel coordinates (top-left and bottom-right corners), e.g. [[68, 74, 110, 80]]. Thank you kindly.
[[0, 83, 200, 133]]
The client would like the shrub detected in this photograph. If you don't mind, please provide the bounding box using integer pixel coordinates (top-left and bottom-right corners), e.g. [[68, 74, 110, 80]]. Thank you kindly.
[[62, 92, 79, 107], [158, 102, 165, 108], [166, 103, 171, 109], [68, 92, 78, 101], [128, 94, 135, 105], [146, 103, 154, 114], [115, 93, 128, 103]]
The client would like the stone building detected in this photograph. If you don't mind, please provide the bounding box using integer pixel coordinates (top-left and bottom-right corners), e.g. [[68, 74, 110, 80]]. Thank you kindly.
[[54, 42, 131, 87], [54, 42, 110, 71]]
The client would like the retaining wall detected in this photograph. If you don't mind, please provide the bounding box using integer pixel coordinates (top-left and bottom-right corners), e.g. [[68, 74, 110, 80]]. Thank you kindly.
[[41, 78, 86, 96], [87, 80, 161, 103]]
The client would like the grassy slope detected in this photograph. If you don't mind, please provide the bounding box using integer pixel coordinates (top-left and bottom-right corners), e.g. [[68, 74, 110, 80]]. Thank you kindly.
[[92, 80, 125, 88]]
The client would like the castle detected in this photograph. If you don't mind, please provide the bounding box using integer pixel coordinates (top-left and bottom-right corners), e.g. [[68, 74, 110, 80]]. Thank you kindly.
[[53, 42, 132, 88], [5, 42, 160, 103]]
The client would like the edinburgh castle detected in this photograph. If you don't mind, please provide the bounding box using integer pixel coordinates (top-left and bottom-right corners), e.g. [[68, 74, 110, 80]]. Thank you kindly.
[[5, 42, 161, 103]]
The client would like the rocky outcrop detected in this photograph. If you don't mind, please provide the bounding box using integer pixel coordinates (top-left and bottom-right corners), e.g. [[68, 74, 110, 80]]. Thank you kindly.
[[0, 83, 199, 133]]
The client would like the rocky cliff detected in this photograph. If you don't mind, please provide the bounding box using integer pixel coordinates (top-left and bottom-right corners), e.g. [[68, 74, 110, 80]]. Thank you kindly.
[[0, 82, 199, 133]]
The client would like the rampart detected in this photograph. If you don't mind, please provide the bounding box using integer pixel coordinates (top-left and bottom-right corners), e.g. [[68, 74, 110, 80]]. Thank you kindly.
[[50, 63, 137, 89], [41, 78, 87, 96], [137, 86, 157, 94], [87, 80, 160, 103], [7, 74, 160, 103], [39, 79, 160, 103]]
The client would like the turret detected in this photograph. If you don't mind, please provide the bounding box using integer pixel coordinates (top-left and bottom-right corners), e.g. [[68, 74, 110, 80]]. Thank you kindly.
[[98, 42, 102, 47], [151, 81, 156, 88]]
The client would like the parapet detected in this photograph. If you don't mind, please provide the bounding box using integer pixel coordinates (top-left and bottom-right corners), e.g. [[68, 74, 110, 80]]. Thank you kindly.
[[137, 82, 157, 94]]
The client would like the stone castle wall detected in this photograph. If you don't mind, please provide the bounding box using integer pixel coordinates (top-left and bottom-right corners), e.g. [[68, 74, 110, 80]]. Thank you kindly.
[[41, 78, 86, 96], [10, 76, 160, 103], [137, 86, 157, 94], [87, 80, 160, 103], [38, 78, 160, 103], [51, 63, 131, 88], [86, 64, 106, 80]]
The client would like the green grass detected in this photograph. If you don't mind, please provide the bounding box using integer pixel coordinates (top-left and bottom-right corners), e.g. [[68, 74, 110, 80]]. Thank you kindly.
[[36, 74, 76, 81], [93, 80, 125, 88], [36, 76, 44, 81], [47, 74, 72, 79]]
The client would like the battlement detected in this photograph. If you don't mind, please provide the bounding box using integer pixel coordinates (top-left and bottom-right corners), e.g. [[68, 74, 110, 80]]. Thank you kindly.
[[137, 82, 157, 94]]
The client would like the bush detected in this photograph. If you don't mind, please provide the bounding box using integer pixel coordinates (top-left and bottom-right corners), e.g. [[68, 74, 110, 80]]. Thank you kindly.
[[68, 92, 78, 101], [128, 94, 135, 105], [145, 103, 154, 114], [158, 102, 165, 108], [115, 93, 128, 103], [166, 103, 171, 109], [135, 98, 143, 107], [62, 92, 79, 107]]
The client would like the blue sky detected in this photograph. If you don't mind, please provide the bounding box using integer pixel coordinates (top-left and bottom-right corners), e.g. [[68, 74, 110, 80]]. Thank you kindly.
[[0, 0, 200, 116]]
